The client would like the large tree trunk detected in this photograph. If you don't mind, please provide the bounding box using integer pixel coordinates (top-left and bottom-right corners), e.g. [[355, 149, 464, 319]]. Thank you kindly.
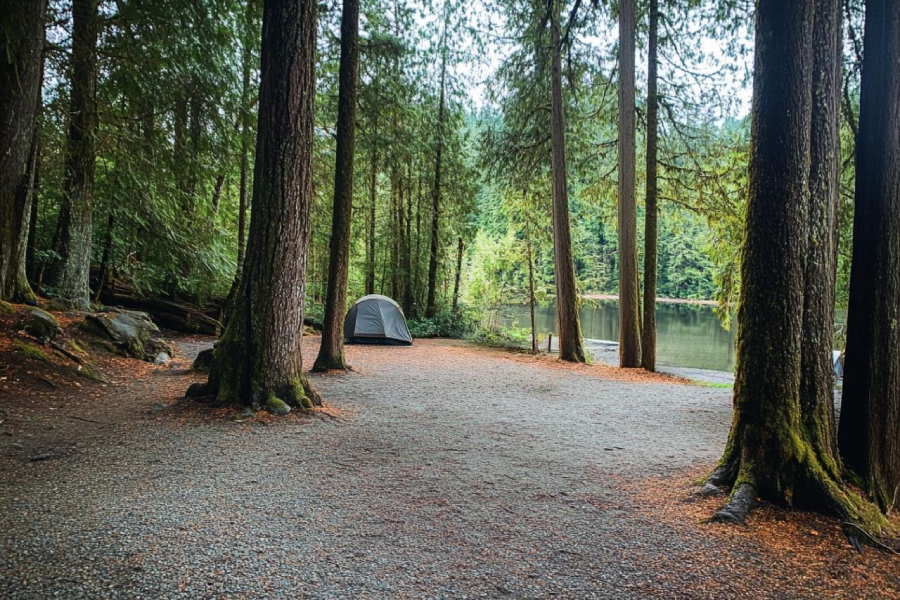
[[196, 0, 320, 413], [838, 0, 900, 511], [641, 0, 659, 372], [617, 0, 641, 367], [0, 0, 45, 303], [708, 0, 864, 525], [47, 0, 99, 309], [800, 0, 842, 482], [425, 36, 448, 319], [314, 0, 359, 372], [549, 2, 586, 363]]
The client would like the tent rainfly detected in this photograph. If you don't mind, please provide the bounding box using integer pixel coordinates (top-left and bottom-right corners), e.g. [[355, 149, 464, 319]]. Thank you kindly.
[[344, 295, 413, 346]]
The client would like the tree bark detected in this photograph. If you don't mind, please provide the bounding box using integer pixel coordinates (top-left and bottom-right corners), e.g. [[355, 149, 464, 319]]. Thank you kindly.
[[425, 37, 447, 320], [198, 0, 320, 412], [617, 0, 641, 367], [800, 0, 843, 482], [0, 0, 45, 302], [314, 0, 359, 372], [708, 0, 865, 525], [549, 2, 586, 363], [452, 237, 463, 312], [641, 0, 659, 372], [47, 0, 99, 309], [838, 0, 900, 511]]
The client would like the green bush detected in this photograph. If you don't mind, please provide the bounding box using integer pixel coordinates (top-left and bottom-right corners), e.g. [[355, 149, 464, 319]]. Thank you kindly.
[[407, 305, 478, 339], [466, 324, 533, 350]]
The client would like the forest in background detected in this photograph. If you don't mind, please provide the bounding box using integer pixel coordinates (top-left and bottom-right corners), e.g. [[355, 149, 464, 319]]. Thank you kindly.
[[11, 0, 865, 328]]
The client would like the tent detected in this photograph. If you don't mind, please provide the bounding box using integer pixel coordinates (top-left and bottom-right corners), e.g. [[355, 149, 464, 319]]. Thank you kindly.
[[344, 294, 413, 345]]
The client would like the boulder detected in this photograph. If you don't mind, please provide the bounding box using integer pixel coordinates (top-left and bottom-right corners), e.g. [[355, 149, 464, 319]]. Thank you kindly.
[[19, 308, 62, 342], [153, 352, 171, 365], [81, 309, 174, 363], [192, 348, 214, 371]]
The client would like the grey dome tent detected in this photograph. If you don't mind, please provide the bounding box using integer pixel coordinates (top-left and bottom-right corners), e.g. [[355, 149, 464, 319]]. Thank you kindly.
[[344, 294, 413, 345]]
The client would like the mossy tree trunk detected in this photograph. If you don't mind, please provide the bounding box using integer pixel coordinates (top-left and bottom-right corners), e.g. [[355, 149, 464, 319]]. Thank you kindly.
[[838, 0, 900, 512], [640, 0, 659, 373], [709, 0, 867, 525], [47, 0, 99, 310], [617, 0, 642, 368], [0, 0, 45, 303], [801, 0, 842, 482], [314, 0, 360, 372], [549, 1, 586, 364], [199, 0, 320, 413]]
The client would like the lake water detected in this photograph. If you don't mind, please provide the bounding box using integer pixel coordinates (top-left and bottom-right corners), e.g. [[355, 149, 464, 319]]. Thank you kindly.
[[489, 300, 739, 372]]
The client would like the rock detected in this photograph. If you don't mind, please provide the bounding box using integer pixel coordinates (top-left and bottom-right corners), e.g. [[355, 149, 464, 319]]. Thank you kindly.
[[192, 348, 214, 371], [153, 352, 171, 365], [265, 396, 291, 416], [185, 382, 209, 398], [0, 301, 15, 317], [19, 308, 62, 342], [46, 298, 76, 312], [81, 310, 174, 363]]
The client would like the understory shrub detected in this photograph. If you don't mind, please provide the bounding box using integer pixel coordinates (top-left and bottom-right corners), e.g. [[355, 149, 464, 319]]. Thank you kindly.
[[407, 305, 478, 339]]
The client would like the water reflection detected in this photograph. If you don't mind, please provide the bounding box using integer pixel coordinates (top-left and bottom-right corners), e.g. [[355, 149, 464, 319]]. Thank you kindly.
[[490, 300, 737, 372]]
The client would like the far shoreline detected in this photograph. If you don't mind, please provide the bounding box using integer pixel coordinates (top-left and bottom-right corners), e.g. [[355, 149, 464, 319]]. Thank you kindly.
[[583, 293, 718, 306]]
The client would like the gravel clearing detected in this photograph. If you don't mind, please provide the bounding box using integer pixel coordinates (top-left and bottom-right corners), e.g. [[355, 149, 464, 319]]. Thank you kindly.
[[1, 336, 897, 598]]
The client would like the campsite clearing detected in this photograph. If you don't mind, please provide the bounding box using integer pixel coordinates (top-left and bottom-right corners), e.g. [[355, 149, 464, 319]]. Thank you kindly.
[[1, 335, 897, 598]]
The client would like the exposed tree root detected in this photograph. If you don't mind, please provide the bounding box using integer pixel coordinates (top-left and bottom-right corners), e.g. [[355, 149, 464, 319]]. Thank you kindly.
[[710, 483, 757, 524]]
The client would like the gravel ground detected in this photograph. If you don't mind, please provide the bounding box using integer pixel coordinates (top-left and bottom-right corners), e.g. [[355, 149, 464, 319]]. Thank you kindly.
[[1, 336, 896, 599]]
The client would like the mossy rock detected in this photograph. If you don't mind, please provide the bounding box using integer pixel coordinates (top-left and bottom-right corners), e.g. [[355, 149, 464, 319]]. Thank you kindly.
[[82, 310, 173, 362], [14, 341, 51, 363], [0, 301, 15, 318], [19, 307, 62, 342], [265, 395, 291, 416], [46, 298, 76, 312]]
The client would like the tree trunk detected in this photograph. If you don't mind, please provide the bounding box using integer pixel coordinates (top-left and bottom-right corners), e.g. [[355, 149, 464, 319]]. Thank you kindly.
[[197, 0, 320, 413], [426, 26, 448, 319], [402, 159, 414, 315], [525, 200, 537, 354], [314, 0, 359, 372], [93, 209, 115, 303], [366, 125, 378, 296], [413, 175, 423, 314], [800, 0, 842, 482], [0, 0, 45, 302], [26, 136, 41, 284], [226, 1, 256, 320], [617, 0, 641, 367], [838, 0, 900, 511], [549, 2, 586, 363], [641, 0, 659, 372], [452, 237, 463, 312], [46, 0, 99, 310], [709, 0, 865, 525]]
